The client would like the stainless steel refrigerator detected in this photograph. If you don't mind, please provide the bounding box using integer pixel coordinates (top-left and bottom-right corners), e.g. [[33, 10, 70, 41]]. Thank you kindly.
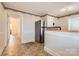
[[35, 20, 45, 43]]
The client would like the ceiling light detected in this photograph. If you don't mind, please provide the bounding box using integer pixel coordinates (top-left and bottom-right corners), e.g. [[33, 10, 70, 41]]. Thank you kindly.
[[60, 6, 74, 12], [68, 6, 74, 11]]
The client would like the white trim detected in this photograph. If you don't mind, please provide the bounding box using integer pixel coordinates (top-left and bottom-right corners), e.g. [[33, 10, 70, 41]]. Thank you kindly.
[[21, 14, 23, 43], [44, 47, 60, 56], [22, 40, 35, 43]]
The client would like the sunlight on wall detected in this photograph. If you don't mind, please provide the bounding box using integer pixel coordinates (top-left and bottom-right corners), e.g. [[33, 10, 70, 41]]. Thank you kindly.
[[8, 35, 16, 48]]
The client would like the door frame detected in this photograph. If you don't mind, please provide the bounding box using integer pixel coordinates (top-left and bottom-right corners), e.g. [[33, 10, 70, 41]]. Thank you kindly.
[[7, 13, 22, 45]]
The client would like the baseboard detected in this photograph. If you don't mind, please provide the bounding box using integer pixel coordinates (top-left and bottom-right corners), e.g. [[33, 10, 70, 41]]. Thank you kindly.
[[22, 40, 35, 43], [44, 47, 60, 56]]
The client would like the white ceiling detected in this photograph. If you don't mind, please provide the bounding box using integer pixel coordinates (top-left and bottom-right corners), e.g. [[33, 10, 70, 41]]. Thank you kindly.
[[3, 2, 79, 17]]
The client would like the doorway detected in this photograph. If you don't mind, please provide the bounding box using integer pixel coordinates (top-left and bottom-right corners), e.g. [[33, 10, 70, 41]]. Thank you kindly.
[[8, 14, 21, 48]]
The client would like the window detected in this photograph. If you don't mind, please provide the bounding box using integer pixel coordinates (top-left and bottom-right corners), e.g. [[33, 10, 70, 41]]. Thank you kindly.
[[68, 18, 79, 31]]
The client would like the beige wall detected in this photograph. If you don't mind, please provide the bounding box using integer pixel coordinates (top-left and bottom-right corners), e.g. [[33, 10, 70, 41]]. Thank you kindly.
[[41, 15, 47, 21], [57, 17, 68, 30], [0, 3, 7, 55]]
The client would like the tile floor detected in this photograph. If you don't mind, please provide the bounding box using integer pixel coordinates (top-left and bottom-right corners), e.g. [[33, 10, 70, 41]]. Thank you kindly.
[[2, 42, 51, 56]]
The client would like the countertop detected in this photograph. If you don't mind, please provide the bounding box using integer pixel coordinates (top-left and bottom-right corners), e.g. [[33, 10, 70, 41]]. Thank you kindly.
[[45, 29, 79, 32]]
